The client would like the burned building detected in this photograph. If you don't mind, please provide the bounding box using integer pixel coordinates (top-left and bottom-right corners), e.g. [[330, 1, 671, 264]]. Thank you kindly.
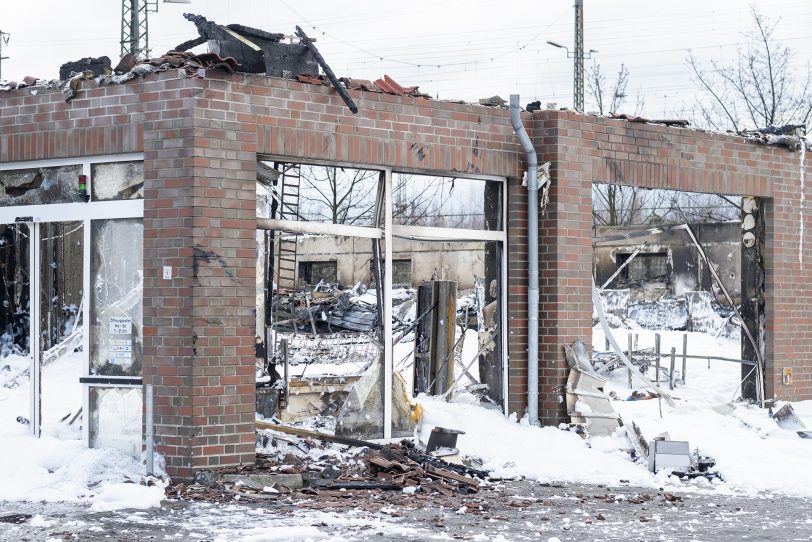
[[594, 222, 742, 303], [1, 15, 810, 480]]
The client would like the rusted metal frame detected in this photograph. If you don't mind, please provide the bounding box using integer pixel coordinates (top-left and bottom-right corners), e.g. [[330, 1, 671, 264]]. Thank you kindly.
[[295, 26, 358, 114]]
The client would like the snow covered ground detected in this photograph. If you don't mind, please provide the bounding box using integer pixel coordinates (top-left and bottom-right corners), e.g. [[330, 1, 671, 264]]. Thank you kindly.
[[416, 326, 812, 500], [4, 318, 812, 519], [0, 349, 164, 511]]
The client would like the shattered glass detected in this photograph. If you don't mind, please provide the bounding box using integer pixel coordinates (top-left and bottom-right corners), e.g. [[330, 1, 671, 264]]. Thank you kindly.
[[0, 165, 83, 206], [90, 219, 143, 376], [88, 386, 142, 457], [91, 161, 144, 201]]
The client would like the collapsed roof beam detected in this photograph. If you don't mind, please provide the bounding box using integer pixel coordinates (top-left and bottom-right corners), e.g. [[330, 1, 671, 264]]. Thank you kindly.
[[294, 26, 358, 114]]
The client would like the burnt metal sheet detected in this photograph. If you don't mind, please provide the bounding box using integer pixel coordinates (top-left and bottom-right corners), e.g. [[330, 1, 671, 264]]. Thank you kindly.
[[327, 305, 377, 332]]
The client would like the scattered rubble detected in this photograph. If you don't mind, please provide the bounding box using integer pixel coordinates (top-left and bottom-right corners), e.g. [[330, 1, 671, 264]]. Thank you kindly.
[[608, 112, 690, 127], [170, 424, 489, 506], [58, 56, 111, 81], [478, 95, 506, 107], [739, 125, 809, 151]]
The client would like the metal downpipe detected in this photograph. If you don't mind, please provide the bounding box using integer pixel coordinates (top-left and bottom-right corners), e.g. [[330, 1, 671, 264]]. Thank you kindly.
[[509, 95, 540, 426]]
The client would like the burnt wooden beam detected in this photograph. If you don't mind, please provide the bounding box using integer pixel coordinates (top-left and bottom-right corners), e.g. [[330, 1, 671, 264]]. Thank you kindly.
[[740, 196, 765, 401], [294, 26, 358, 114]]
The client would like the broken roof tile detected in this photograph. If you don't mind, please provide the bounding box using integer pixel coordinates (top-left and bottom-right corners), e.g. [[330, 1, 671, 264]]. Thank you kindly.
[[374, 74, 406, 95], [296, 73, 328, 86], [340, 78, 382, 93], [478, 95, 506, 107]]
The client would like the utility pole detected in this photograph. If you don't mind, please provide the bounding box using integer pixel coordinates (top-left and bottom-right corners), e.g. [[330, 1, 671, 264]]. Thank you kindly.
[[0, 30, 9, 80], [121, 0, 151, 58], [120, 0, 190, 58], [573, 0, 584, 112], [546, 0, 596, 112]]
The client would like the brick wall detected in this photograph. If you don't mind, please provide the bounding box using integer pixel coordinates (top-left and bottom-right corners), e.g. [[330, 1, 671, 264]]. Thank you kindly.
[[2, 70, 810, 476], [530, 110, 812, 415]]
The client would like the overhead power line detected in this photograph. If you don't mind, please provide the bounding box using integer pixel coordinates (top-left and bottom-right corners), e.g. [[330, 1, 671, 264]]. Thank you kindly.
[[279, 0, 571, 69]]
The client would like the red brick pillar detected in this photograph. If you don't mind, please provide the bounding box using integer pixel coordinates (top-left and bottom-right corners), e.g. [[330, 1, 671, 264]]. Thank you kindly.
[[534, 111, 594, 426], [143, 79, 257, 479]]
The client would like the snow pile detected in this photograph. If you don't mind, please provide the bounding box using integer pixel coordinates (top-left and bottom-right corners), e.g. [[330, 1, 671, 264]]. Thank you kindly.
[[626, 296, 688, 330], [598, 326, 812, 498], [414, 326, 812, 499], [416, 395, 654, 487], [0, 351, 165, 511]]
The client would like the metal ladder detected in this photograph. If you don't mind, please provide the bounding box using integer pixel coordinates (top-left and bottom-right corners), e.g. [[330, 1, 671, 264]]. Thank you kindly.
[[274, 164, 301, 291]]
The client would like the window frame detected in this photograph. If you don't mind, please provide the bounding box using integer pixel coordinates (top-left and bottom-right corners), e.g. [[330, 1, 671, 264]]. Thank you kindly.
[[258, 155, 509, 433]]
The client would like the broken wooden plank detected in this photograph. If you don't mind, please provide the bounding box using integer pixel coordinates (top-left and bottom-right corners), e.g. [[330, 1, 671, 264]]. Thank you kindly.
[[307, 479, 402, 491], [424, 464, 479, 487], [255, 420, 383, 450]]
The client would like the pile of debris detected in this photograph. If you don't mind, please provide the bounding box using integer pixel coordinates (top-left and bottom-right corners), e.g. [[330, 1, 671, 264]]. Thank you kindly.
[[271, 284, 387, 334], [739, 124, 809, 151], [168, 424, 488, 504], [0, 50, 241, 102], [290, 73, 431, 99], [269, 282, 422, 335]]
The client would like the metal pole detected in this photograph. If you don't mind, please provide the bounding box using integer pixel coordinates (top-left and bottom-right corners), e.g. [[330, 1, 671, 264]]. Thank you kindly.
[[654, 333, 661, 385], [509, 95, 539, 426], [627, 333, 633, 389], [669, 347, 676, 390], [281, 337, 289, 409], [682, 333, 687, 384], [30, 222, 41, 437], [145, 383, 154, 476], [573, 0, 585, 111]]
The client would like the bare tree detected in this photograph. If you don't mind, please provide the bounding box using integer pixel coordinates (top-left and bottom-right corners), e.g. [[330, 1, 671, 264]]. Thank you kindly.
[[393, 174, 487, 229], [687, 8, 812, 132], [592, 184, 660, 226], [660, 192, 741, 223], [586, 61, 630, 115], [392, 173, 443, 226], [593, 183, 741, 228], [299, 166, 378, 225]]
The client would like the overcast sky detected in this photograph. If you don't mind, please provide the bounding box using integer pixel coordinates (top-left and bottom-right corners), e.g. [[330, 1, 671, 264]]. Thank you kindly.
[[1, 0, 810, 119]]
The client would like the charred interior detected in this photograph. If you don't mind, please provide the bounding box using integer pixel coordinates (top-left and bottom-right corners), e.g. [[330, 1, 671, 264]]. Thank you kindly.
[[590, 182, 765, 410], [255, 161, 506, 438]]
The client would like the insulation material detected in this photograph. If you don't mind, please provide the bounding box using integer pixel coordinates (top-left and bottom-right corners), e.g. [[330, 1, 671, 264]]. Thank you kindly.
[[90, 219, 143, 376], [90, 162, 144, 201]]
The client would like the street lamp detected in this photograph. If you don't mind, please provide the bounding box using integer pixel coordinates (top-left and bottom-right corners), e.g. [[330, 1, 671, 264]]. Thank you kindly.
[[546, 40, 598, 112]]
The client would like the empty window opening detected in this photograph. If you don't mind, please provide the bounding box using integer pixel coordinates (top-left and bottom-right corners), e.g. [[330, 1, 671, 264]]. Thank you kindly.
[[298, 260, 338, 286]]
